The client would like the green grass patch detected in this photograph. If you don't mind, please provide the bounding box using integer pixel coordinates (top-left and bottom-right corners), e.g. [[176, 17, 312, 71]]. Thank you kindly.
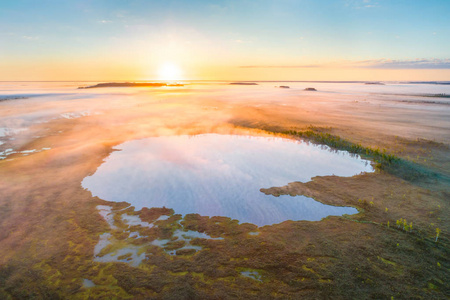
[[284, 129, 446, 183]]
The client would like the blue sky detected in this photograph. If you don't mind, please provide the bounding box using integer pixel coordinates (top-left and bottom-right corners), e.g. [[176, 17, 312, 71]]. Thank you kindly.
[[1, 0, 449, 80]]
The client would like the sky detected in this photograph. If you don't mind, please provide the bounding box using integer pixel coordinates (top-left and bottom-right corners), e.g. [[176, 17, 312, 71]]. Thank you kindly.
[[0, 0, 449, 81]]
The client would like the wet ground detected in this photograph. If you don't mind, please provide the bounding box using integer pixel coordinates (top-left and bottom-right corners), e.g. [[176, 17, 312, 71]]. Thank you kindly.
[[0, 82, 448, 299]]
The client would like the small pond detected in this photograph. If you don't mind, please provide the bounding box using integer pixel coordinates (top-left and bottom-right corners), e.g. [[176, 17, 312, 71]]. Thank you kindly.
[[82, 134, 373, 226]]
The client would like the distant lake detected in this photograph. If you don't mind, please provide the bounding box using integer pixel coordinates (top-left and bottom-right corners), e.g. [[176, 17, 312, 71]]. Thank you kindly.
[[82, 134, 374, 226]]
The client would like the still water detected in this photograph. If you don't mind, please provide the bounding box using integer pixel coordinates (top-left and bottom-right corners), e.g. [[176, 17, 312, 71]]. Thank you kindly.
[[82, 134, 374, 226]]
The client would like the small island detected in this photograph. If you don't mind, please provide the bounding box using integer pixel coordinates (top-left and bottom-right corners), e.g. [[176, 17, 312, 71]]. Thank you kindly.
[[278, 86, 290, 88], [423, 93, 450, 98], [0, 96, 29, 102], [364, 82, 385, 85], [229, 82, 258, 85], [78, 82, 184, 89], [304, 87, 317, 91]]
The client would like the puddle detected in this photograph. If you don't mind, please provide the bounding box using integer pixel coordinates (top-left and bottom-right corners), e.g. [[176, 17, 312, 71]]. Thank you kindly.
[[83, 134, 373, 226], [151, 239, 171, 247], [151, 237, 204, 256], [94, 245, 146, 267], [97, 205, 117, 229], [82, 279, 96, 288], [93, 205, 222, 266], [241, 270, 263, 282], [60, 111, 91, 119], [0, 147, 51, 160], [93, 216, 147, 267], [173, 229, 223, 241], [148, 229, 221, 256], [122, 214, 154, 228], [156, 215, 170, 221], [93, 233, 112, 256], [128, 232, 142, 238], [0, 148, 15, 159]]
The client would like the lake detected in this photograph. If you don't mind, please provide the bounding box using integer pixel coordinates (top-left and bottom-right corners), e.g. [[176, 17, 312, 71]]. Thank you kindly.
[[82, 134, 374, 226]]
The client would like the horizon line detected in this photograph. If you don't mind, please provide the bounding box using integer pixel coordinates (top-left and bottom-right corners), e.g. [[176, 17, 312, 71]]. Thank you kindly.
[[1, 80, 449, 83]]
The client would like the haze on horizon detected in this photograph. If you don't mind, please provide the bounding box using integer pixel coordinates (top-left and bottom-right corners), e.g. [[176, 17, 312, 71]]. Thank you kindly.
[[1, 0, 449, 82]]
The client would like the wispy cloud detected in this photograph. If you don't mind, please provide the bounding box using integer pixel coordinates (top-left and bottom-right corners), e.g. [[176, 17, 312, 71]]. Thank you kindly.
[[358, 58, 450, 69], [98, 20, 112, 24], [240, 64, 321, 68], [22, 35, 39, 41], [345, 0, 378, 9], [239, 59, 450, 69]]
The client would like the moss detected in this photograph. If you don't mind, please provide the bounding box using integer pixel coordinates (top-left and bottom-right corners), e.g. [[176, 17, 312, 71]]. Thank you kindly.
[[2, 155, 448, 300], [427, 282, 438, 290], [377, 256, 398, 267], [0, 289, 12, 300], [175, 249, 197, 256], [236, 268, 265, 282], [96, 238, 136, 258], [302, 265, 317, 275], [169, 271, 189, 276], [164, 240, 186, 251], [117, 253, 133, 261], [139, 207, 174, 223]]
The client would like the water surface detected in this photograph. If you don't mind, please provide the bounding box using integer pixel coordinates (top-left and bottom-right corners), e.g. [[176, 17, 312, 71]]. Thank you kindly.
[[82, 134, 374, 226]]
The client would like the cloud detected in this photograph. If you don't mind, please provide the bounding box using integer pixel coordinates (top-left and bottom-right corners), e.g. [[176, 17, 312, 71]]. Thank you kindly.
[[22, 35, 39, 40], [98, 20, 112, 24], [239, 59, 450, 69], [345, 0, 378, 9], [239, 65, 321, 69], [358, 58, 450, 69]]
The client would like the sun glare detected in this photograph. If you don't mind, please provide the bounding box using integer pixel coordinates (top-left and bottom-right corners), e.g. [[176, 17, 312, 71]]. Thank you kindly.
[[158, 62, 183, 81]]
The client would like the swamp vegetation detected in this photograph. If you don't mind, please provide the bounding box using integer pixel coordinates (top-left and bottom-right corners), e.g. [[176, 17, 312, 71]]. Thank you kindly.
[[1, 125, 448, 299], [0, 83, 448, 299]]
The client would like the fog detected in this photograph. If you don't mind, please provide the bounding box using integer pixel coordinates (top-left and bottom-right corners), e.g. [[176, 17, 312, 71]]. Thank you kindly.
[[0, 81, 448, 296]]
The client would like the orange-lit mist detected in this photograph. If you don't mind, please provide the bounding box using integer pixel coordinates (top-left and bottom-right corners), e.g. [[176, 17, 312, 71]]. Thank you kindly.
[[1, 81, 449, 265]]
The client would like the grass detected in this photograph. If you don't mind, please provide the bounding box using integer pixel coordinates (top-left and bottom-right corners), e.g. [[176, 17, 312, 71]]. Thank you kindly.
[[283, 128, 448, 183]]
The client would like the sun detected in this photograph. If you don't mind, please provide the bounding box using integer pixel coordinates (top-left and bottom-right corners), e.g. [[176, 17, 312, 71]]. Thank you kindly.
[[158, 62, 183, 81]]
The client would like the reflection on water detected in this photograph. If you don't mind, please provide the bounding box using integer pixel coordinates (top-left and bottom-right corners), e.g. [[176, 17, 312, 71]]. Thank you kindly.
[[82, 279, 96, 288], [83, 134, 374, 226], [93, 205, 225, 265], [241, 270, 263, 282], [97, 205, 117, 229], [122, 213, 154, 228], [95, 244, 146, 267], [152, 229, 223, 256]]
